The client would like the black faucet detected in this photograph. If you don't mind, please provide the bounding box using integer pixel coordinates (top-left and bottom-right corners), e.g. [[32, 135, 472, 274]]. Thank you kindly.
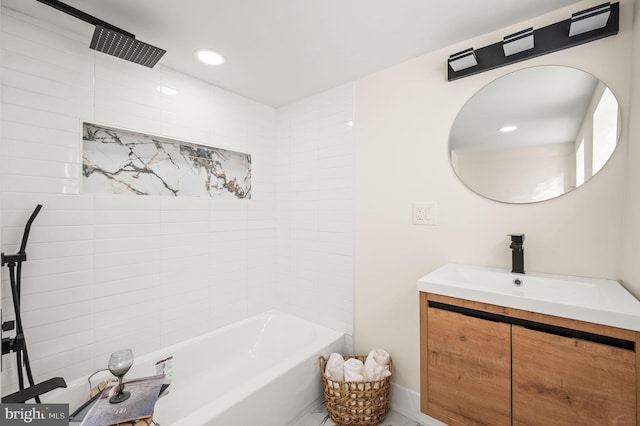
[[509, 233, 525, 274]]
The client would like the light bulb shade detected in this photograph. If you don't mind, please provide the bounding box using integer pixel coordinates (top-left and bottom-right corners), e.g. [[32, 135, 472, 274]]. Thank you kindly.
[[448, 48, 477, 72], [569, 2, 611, 37], [503, 28, 534, 56]]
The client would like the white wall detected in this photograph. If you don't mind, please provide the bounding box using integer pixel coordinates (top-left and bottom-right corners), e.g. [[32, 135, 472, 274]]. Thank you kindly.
[[0, 1, 3, 352], [275, 85, 354, 341], [354, 0, 634, 403], [621, 0, 640, 298]]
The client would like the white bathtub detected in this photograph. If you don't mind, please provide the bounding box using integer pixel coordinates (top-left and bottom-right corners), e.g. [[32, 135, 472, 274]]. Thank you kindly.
[[45, 310, 344, 425]]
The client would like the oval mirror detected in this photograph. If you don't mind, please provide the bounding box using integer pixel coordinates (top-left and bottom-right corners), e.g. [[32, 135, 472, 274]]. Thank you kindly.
[[449, 66, 621, 203]]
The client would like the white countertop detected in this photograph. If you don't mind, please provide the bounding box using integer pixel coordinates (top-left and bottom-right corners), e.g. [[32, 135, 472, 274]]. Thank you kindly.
[[417, 263, 640, 332]]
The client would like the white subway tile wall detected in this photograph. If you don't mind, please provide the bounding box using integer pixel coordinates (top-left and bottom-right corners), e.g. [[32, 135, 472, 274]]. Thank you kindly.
[[276, 84, 354, 337], [0, 7, 353, 396]]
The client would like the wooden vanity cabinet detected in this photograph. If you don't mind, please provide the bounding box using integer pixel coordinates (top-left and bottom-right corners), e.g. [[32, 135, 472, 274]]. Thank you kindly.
[[512, 325, 636, 426], [426, 307, 511, 425], [420, 292, 640, 426]]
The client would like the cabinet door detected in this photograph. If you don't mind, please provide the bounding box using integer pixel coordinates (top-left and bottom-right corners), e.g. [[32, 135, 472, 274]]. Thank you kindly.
[[512, 325, 636, 426], [427, 307, 511, 426]]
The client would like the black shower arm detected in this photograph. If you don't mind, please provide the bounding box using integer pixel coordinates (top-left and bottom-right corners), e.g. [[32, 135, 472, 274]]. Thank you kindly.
[[19, 204, 42, 254], [1, 204, 43, 266], [36, 0, 135, 38]]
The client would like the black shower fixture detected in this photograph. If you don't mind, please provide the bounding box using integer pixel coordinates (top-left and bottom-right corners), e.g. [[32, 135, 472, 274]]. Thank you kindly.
[[36, 0, 166, 68], [1, 205, 67, 403]]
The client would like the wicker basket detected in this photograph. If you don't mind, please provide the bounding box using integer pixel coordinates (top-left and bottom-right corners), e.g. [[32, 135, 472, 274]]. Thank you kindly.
[[318, 355, 391, 426]]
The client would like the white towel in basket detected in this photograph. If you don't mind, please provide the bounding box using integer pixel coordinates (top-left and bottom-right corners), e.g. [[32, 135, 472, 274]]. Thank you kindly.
[[325, 353, 345, 381], [343, 357, 366, 382], [364, 348, 392, 381]]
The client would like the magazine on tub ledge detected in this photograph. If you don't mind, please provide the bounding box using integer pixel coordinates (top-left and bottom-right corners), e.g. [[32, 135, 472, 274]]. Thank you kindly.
[[72, 374, 166, 426], [70, 356, 173, 424]]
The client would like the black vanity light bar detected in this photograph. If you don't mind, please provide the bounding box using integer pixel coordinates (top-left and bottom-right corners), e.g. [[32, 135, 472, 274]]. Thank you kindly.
[[569, 2, 611, 37], [448, 1, 619, 81]]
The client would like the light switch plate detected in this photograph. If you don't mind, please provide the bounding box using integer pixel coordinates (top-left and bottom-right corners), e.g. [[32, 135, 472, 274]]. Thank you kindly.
[[413, 202, 437, 225]]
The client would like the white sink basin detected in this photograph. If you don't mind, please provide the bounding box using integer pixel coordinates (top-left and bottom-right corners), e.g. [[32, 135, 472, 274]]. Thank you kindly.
[[418, 263, 640, 331]]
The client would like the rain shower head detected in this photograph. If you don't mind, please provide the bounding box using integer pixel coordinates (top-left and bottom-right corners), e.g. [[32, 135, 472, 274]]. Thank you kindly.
[[36, 0, 166, 68], [91, 26, 166, 68]]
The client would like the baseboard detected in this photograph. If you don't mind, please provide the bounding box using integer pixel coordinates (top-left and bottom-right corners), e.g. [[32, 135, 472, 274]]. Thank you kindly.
[[390, 383, 447, 426]]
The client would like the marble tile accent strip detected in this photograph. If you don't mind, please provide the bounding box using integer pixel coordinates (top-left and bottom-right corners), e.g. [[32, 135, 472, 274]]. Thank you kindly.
[[82, 123, 251, 198]]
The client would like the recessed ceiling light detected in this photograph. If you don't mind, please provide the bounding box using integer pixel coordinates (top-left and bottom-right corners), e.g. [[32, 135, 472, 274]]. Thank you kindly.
[[499, 125, 518, 132], [156, 85, 179, 95], [195, 49, 224, 65]]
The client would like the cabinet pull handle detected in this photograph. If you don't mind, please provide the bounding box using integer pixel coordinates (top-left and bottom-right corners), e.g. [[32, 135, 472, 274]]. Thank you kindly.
[[428, 301, 634, 351]]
